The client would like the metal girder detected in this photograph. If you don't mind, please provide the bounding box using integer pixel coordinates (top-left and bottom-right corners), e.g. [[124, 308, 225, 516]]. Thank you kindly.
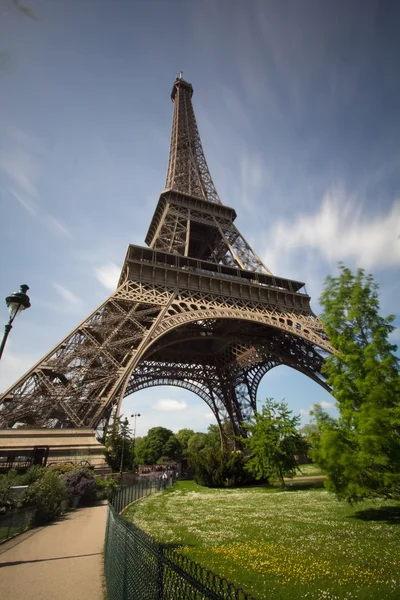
[[0, 276, 333, 430], [155, 74, 271, 273], [0, 76, 335, 440], [165, 76, 221, 205]]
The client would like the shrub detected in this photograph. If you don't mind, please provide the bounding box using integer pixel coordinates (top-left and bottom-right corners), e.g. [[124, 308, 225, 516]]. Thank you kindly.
[[3, 469, 19, 484], [189, 447, 256, 488], [95, 476, 119, 499], [0, 477, 14, 513], [46, 462, 79, 475], [0, 467, 43, 512], [62, 469, 97, 503], [23, 470, 67, 523], [17, 465, 44, 485]]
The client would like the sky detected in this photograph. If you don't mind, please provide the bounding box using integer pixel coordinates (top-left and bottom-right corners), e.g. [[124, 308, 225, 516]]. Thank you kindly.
[[0, 0, 399, 438]]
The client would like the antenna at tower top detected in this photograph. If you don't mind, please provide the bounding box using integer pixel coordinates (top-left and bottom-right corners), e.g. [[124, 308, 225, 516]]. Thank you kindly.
[[178, 70, 183, 79]]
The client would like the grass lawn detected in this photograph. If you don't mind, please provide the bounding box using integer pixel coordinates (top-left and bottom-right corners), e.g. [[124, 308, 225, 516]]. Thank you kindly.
[[124, 480, 400, 600], [291, 463, 324, 477]]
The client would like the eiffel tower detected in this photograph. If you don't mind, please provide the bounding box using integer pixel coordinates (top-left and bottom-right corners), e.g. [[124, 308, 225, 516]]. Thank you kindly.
[[0, 74, 334, 446]]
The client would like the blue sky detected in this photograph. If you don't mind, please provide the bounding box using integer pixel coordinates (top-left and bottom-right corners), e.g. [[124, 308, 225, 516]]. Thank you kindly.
[[0, 0, 399, 438]]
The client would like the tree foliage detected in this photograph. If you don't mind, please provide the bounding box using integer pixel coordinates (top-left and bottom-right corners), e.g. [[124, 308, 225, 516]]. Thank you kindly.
[[163, 435, 183, 461], [23, 470, 67, 523], [134, 427, 174, 465], [133, 427, 198, 466], [312, 265, 400, 502], [187, 425, 254, 487], [104, 417, 133, 471], [175, 428, 195, 460], [243, 399, 307, 486]]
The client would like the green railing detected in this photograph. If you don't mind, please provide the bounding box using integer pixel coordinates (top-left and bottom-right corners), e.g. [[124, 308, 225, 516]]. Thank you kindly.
[[0, 506, 37, 543], [104, 478, 255, 600]]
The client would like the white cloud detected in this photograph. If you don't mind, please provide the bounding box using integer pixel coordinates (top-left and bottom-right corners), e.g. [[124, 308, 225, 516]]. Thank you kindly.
[[53, 283, 83, 307], [263, 189, 400, 272], [319, 400, 334, 409], [153, 399, 188, 412], [95, 262, 120, 290], [300, 400, 334, 416]]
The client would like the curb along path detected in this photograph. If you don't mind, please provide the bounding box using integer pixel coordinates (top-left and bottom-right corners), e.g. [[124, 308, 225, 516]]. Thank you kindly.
[[0, 503, 107, 600]]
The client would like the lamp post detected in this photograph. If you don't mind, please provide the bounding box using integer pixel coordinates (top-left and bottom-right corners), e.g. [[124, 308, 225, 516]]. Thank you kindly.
[[131, 412, 141, 470], [119, 416, 130, 480], [0, 285, 31, 361]]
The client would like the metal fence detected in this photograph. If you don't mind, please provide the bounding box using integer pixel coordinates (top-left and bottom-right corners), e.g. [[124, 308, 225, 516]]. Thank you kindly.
[[105, 479, 255, 600], [110, 477, 168, 514], [0, 506, 37, 543]]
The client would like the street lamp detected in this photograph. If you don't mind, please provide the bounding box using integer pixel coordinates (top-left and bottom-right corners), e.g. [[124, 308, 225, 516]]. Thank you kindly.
[[0, 285, 31, 361], [131, 413, 141, 442], [131, 413, 141, 470], [119, 416, 130, 480]]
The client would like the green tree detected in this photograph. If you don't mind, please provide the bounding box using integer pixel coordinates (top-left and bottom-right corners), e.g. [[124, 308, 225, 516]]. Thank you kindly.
[[299, 423, 320, 454], [243, 399, 306, 486], [133, 436, 150, 465], [175, 428, 195, 458], [187, 425, 254, 487], [163, 435, 183, 461], [134, 427, 174, 465], [187, 432, 208, 455], [104, 417, 132, 471], [312, 265, 400, 502]]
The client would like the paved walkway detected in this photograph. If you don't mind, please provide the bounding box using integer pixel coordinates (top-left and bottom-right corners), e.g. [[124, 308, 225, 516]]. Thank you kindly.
[[0, 503, 107, 600]]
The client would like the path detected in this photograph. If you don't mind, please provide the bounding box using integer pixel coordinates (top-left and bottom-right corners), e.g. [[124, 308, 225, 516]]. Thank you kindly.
[[0, 503, 107, 600], [285, 475, 326, 483]]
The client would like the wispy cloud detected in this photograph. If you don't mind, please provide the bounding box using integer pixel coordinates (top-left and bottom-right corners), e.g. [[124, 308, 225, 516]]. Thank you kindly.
[[1, 127, 74, 239], [263, 189, 400, 272], [239, 151, 268, 212], [0, 127, 41, 202], [153, 399, 188, 412], [53, 283, 83, 307], [8, 187, 37, 215], [95, 262, 120, 290], [1, 152, 39, 199], [47, 216, 72, 238]]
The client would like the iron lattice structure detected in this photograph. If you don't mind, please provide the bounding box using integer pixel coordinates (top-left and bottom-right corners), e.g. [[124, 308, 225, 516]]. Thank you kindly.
[[0, 75, 334, 441]]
